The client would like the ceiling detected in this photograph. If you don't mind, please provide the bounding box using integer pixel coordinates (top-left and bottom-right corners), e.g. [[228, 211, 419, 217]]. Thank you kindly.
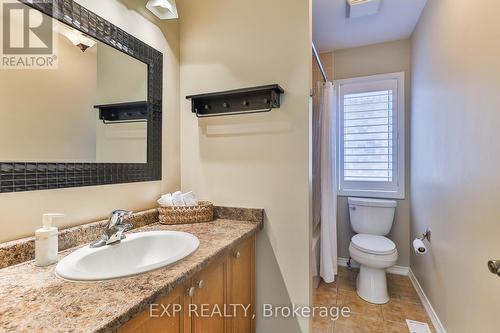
[[313, 0, 428, 52]]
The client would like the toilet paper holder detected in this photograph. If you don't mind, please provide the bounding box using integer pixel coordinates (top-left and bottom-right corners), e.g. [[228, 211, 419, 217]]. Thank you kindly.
[[420, 228, 431, 242], [413, 229, 431, 255]]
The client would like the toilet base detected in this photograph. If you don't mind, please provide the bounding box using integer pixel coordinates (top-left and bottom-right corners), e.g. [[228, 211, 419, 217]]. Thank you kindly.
[[356, 265, 389, 304]]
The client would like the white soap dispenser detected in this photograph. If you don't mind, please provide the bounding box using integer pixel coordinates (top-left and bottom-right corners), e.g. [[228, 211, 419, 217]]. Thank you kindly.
[[35, 213, 64, 267]]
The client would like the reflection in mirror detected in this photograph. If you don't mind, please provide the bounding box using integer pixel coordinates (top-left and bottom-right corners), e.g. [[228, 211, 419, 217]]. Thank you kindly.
[[0, 9, 148, 164]]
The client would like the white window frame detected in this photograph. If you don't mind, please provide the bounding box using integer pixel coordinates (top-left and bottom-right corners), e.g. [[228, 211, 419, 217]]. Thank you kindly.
[[335, 72, 405, 199]]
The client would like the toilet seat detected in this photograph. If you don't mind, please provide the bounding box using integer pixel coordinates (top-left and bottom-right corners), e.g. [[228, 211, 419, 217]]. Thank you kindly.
[[351, 234, 396, 255]]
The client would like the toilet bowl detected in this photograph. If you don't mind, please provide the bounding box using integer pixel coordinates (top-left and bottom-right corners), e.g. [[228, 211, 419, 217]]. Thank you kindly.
[[349, 234, 398, 304], [347, 197, 398, 304]]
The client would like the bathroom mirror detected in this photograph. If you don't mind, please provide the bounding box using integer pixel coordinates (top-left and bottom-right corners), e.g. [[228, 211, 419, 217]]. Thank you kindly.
[[1, 19, 148, 164], [0, 0, 163, 193]]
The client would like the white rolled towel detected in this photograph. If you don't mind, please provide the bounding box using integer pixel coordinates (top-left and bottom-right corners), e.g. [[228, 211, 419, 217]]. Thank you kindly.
[[171, 191, 186, 206], [157, 193, 173, 206], [182, 191, 198, 206]]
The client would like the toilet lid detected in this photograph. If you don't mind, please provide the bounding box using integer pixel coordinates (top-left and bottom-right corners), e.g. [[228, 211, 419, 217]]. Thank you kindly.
[[351, 234, 396, 255]]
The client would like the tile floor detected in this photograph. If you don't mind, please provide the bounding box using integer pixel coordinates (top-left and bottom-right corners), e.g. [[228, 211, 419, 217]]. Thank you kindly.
[[312, 266, 436, 333]]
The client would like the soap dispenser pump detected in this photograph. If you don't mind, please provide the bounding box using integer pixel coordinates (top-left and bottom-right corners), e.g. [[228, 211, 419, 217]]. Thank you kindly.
[[35, 213, 64, 267]]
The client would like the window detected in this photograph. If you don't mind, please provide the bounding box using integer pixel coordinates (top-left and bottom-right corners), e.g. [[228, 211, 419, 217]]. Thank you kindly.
[[335, 72, 405, 199]]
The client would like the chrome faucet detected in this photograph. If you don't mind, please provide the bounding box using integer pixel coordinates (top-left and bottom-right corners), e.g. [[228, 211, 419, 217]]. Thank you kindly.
[[90, 210, 133, 248]]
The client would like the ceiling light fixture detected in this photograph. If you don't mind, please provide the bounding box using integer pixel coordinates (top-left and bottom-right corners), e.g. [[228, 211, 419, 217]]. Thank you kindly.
[[146, 0, 178, 20], [56, 24, 97, 52], [346, 0, 381, 19]]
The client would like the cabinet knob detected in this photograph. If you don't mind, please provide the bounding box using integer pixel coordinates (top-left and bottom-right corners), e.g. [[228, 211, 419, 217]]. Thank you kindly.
[[196, 280, 204, 289], [234, 251, 241, 259], [186, 286, 195, 297]]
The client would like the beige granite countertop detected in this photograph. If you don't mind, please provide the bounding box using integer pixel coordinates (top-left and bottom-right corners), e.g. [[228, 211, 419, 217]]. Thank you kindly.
[[0, 218, 262, 333]]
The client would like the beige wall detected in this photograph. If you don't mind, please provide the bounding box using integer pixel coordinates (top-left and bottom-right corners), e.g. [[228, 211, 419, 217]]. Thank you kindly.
[[178, 0, 311, 332], [96, 43, 148, 105], [0, 0, 180, 243], [411, 0, 500, 331], [330, 39, 412, 267], [0, 32, 97, 162], [95, 120, 148, 163]]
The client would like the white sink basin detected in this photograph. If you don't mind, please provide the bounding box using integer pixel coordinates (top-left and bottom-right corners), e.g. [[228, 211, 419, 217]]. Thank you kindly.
[[56, 231, 199, 281]]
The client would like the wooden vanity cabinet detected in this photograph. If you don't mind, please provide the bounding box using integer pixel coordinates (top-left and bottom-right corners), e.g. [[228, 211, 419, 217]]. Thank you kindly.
[[191, 257, 227, 333], [118, 235, 255, 333], [118, 281, 191, 333], [227, 235, 255, 333]]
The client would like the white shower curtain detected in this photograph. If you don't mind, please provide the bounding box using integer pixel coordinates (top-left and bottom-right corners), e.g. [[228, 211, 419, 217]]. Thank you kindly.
[[312, 81, 338, 283]]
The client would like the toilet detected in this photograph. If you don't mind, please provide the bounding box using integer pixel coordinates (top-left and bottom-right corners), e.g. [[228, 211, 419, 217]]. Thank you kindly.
[[348, 197, 398, 304]]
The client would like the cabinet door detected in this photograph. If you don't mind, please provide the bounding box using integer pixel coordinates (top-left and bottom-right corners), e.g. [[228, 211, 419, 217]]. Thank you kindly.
[[118, 283, 190, 333], [191, 258, 227, 333], [228, 236, 256, 333]]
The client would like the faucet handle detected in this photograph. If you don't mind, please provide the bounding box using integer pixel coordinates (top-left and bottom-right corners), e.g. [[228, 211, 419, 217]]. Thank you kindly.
[[112, 209, 133, 217], [91, 210, 134, 248], [108, 210, 133, 228], [106, 223, 133, 245]]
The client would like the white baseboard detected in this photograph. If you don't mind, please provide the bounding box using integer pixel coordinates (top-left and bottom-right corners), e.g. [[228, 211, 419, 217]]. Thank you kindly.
[[337, 257, 409, 276], [338, 257, 354, 268], [409, 269, 447, 333], [387, 265, 410, 276]]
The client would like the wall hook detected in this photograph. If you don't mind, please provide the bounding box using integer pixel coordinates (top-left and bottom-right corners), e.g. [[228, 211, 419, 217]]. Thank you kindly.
[[186, 84, 284, 118]]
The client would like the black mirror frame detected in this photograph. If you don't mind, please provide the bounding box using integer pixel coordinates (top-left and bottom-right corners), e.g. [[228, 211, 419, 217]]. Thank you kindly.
[[0, 0, 163, 193]]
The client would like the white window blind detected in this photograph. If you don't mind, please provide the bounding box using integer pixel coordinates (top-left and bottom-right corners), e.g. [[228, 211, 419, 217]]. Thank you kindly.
[[344, 90, 393, 182], [336, 73, 405, 199]]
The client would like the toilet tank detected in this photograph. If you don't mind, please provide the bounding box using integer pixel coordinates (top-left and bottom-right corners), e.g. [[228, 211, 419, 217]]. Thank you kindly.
[[348, 197, 397, 235]]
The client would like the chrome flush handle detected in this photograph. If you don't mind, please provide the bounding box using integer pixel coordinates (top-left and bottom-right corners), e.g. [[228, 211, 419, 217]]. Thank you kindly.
[[488, 260, 500, 277]]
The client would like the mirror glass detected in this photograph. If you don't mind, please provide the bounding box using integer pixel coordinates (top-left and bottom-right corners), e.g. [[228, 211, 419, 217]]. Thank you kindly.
[[0, 10, 148, 164]]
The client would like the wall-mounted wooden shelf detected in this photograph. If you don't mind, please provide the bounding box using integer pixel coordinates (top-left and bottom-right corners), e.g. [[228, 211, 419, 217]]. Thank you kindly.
[[186, 84, 284, 118], [93, 101, 148, 123]]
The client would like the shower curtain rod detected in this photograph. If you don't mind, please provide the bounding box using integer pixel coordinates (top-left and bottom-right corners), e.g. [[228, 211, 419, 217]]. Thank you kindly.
[[312, 42, 329, 82]]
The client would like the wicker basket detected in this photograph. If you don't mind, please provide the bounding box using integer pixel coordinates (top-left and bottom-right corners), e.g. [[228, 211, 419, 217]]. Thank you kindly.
[[158, 201, 214, 225]]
